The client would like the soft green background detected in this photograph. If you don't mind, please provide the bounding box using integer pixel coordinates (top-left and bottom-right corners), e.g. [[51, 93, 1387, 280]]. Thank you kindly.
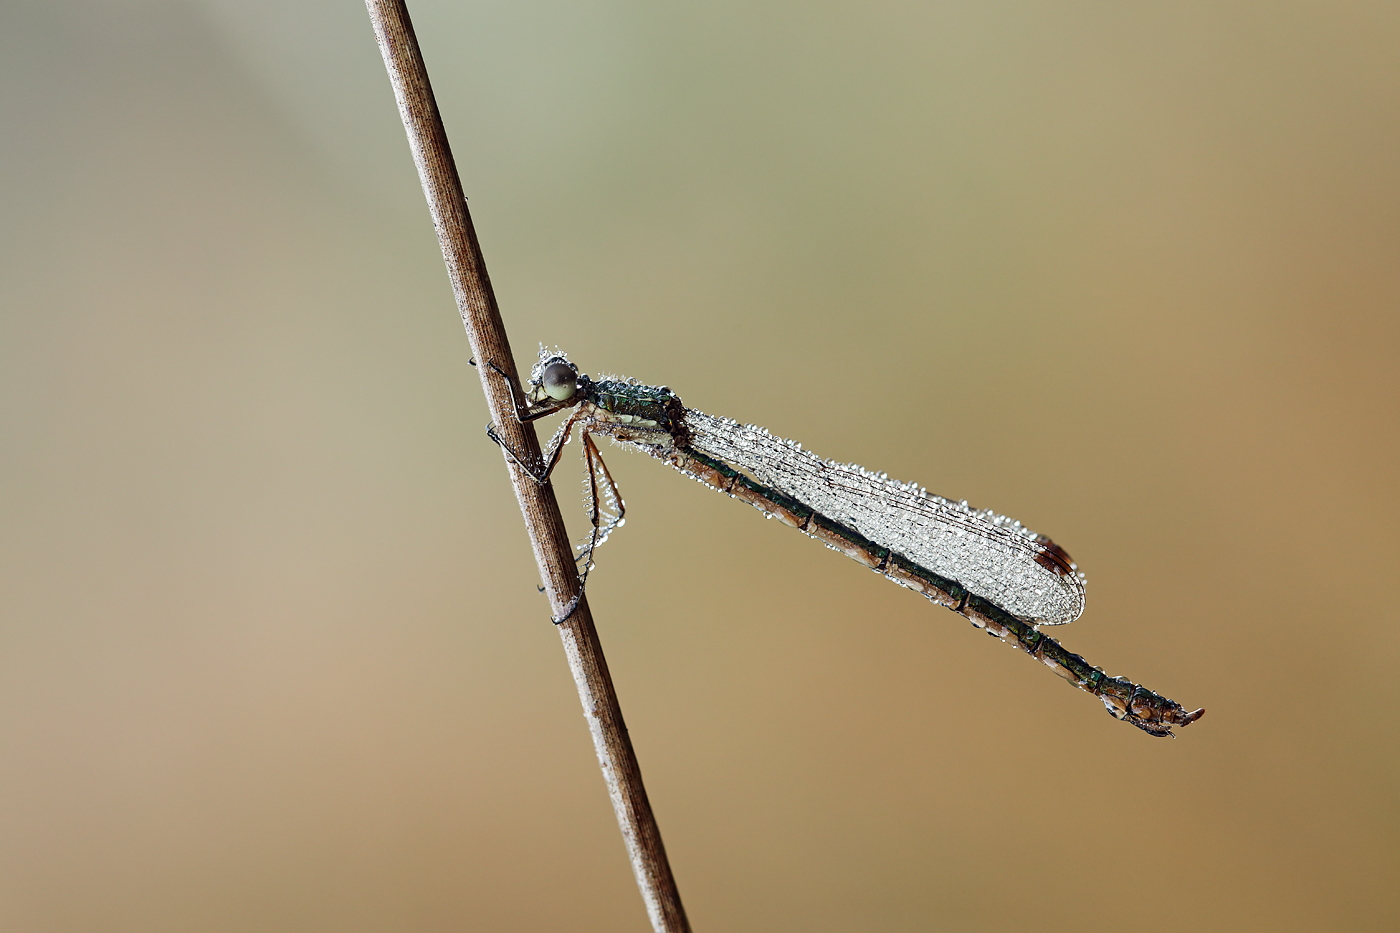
[[4, 2, 1397, 930]]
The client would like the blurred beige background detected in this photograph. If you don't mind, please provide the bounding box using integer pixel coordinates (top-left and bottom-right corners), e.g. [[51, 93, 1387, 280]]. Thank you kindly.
[[3, 1, 1397, 930]]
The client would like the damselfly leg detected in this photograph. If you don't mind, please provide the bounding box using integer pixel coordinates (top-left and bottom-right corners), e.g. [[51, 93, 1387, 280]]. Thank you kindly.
[[482, 354, 630, 621], [482, 358, 581, 484], [576, 430, 626, 582]]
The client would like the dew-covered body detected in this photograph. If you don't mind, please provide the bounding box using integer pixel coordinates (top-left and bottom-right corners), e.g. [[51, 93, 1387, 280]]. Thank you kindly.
[[511, 351, 1203, 737]]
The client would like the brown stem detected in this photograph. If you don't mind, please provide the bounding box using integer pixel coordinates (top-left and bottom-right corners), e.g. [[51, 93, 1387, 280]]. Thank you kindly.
[[363, 3, 690, 930]]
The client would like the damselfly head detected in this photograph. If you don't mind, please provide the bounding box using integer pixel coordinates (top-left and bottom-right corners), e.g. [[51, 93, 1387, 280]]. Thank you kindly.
[[529, 351, 581, 403]]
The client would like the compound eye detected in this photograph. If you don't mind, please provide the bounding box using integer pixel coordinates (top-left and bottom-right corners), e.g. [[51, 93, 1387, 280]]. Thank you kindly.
[[540, 360, 578, 401]]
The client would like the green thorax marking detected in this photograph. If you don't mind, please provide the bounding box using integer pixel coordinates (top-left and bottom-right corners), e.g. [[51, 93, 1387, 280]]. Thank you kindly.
[[589, 380, 684, 430]]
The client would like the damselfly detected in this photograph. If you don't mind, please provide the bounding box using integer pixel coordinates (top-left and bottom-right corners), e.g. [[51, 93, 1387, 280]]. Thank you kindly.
[[490, 349, 1204, 737]]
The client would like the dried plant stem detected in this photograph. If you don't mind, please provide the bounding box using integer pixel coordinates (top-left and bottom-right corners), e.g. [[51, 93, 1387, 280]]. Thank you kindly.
[[364, 3, 690, 930]]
